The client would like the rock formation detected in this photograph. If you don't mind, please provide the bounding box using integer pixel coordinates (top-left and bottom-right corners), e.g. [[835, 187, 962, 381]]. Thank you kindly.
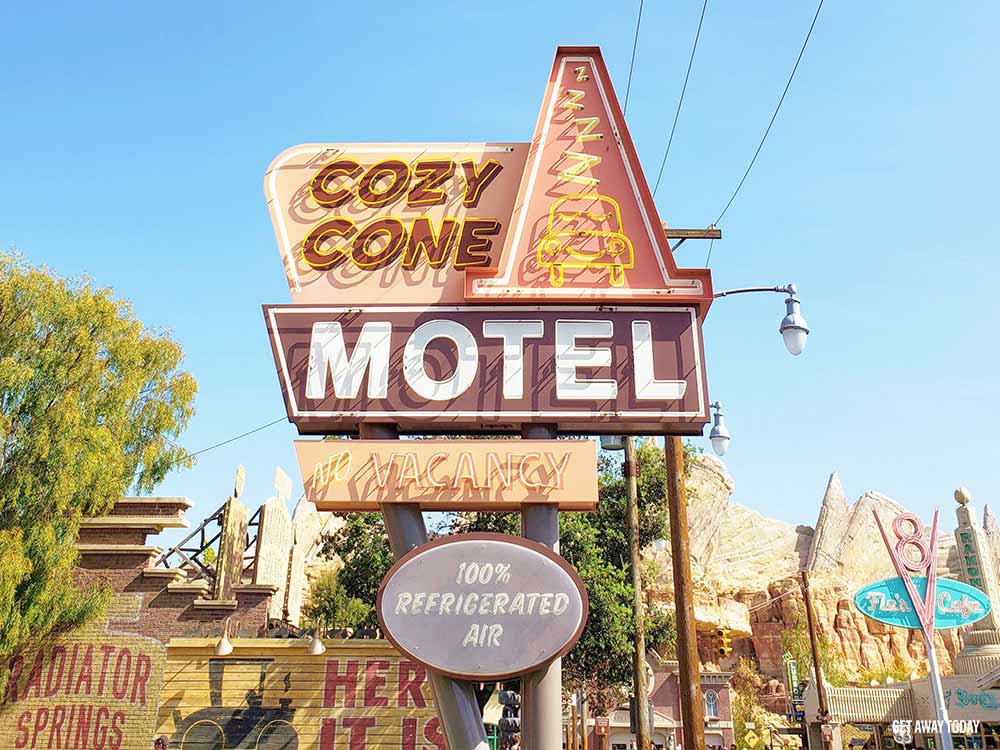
[[651, 454, 981, 683]]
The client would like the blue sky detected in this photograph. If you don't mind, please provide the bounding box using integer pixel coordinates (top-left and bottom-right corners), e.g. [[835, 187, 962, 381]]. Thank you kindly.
[[3, 1, 998, 544]]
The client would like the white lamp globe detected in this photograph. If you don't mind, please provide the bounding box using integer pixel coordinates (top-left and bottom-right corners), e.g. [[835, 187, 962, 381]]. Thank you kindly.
[[779, 291, 810, 356], [709, 402, 730, 456]]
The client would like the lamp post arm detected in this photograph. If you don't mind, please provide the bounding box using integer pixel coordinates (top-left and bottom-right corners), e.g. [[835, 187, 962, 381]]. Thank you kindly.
[[713, 283, 797, 299]]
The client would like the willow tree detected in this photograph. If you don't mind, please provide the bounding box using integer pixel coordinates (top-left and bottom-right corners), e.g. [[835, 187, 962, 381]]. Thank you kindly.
[[0, 254, 196, 657]]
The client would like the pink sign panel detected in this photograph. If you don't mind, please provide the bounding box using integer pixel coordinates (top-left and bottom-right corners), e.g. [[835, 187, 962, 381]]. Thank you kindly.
[[466, 47, 713, 306]]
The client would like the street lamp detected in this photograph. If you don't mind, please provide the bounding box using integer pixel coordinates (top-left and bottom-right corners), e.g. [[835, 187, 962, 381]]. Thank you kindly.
[[713, 283, 810, 356], [708, 402, 730, 457], [215, 617, 234, 656], [307, 632, 327, 656], [600, 435, 626, 452]]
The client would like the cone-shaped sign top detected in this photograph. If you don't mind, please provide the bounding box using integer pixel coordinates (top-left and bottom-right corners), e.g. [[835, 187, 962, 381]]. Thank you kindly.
[[467, 46, 713, 306]]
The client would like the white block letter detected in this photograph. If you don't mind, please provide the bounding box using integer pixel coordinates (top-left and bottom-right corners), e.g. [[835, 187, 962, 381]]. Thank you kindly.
[[631, 320, 687, 400], [482, 320, 544, 399], [403, 320, 479, 400], [554, 320, 617, 400], [306, 321, 391, 400]]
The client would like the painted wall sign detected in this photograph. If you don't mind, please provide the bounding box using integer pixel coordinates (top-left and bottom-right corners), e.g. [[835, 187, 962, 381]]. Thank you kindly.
[[295, 439, 598, 511], [854, 576, 992, 630], [376, 533, 588, 680], [265, 304, 708, 435], [0, 595, 165, 750], [155, 640, 442, 749]]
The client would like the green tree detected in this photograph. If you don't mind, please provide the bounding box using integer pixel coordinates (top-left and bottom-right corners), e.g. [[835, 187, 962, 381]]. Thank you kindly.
[[730, 656, 774, 747], [320, 437, 688, 715], [0, 255, 196, 659], [320, 513, 394, 629], [780, 613, 850, 688], [858, 654, 920, 686], [305, 569, 371, 635]]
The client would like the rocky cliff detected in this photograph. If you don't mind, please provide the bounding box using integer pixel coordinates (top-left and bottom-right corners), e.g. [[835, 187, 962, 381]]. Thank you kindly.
[[650, 454, 979, 682]]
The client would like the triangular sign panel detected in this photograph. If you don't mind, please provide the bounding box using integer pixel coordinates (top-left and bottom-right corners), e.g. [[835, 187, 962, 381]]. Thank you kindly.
[[467, 46, 713, 306]]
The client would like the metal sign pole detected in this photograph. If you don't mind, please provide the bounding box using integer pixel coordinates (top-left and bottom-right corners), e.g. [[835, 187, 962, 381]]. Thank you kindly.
[[521, 424, 563, 750], [361, 423, 488, 750], [924, 635, 952, 749], [873, 510, 951, 750]]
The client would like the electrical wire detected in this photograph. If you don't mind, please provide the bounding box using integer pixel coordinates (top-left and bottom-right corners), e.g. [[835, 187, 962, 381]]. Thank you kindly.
[[747, 582, 804, 614], [187, 417, 287, 458], [712, 0, 826, 229], [623, 0, 645, 115], [652, 0, 710, 198]]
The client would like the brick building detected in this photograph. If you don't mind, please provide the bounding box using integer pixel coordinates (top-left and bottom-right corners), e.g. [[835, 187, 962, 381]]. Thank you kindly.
[[1, 475, 735, 750]]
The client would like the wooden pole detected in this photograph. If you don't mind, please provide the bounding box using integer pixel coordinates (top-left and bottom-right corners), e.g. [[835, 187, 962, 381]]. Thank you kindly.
[[664, 436, 705, 750], [581, 691, 589, 750], [625, 437, 652, 750], [571, 700, 579, 750], [800, 570, 831, 750]]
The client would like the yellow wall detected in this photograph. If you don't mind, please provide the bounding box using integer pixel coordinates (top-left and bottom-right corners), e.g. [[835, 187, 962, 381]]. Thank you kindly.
[[1, 596, 441, 749], [156, 639, 441, 750]]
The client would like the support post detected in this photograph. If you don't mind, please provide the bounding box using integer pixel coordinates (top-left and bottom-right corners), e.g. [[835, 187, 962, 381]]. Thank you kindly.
[[925, 635, 953, 750], [664, 436, 705, 750], [801, 571, 832, 750], [581, 690, 589, 750], [521, 424, 562, 750], [571, 699, 579, 750], [626, 437, 651, 750], [361, 423, 488, 750]]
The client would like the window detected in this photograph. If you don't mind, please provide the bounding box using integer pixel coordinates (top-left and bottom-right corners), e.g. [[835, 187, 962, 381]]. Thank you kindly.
[[703, 689, 719, 718]]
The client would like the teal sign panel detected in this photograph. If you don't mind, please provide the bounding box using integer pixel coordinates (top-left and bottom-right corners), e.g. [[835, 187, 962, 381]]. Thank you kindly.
[[854, 576, 992, 630]]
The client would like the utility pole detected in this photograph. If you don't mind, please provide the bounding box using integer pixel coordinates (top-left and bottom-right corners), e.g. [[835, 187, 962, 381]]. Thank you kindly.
[[665, 436, 705, 750], [625, 437, 652, 750], [801, 570, 832, 750]]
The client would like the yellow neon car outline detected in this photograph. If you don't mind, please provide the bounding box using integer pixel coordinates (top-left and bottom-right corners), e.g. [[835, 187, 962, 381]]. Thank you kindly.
[[537, 193, 635, 287]]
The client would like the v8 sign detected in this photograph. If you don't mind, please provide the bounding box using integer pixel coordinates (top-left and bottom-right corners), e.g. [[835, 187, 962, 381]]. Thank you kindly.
[[264, 304, 708, 435]]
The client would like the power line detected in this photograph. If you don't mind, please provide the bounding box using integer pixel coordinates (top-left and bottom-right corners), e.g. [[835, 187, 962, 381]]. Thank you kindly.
[[187, 417, 287, 458], [712, 0, 826, 229], [623, 0, 645, 114], [747, 582, 804, 614], [652, 0, 710, 198]]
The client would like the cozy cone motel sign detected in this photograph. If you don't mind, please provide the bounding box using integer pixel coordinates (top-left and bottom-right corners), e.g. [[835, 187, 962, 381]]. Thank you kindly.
[[263, 47, 714, 746]]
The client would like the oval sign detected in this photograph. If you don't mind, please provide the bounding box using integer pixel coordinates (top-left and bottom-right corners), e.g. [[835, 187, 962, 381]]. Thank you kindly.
[[854, 576, 992, 630], [377, 533, 588, 680]]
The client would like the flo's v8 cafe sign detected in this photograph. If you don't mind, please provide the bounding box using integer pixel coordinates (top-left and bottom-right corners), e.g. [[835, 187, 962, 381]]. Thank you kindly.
[[263, 45, 715, 436], [377, 534, 588, 680]]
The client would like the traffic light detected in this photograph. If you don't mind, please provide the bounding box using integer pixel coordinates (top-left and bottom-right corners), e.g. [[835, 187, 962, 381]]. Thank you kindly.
[[498, 688, 520, 742], [712, 627, 733, 657], [628, 695, 654, 735]]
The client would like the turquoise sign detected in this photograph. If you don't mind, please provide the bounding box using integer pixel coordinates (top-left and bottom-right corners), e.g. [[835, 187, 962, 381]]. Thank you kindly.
[[854, 576, 992, 630]]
